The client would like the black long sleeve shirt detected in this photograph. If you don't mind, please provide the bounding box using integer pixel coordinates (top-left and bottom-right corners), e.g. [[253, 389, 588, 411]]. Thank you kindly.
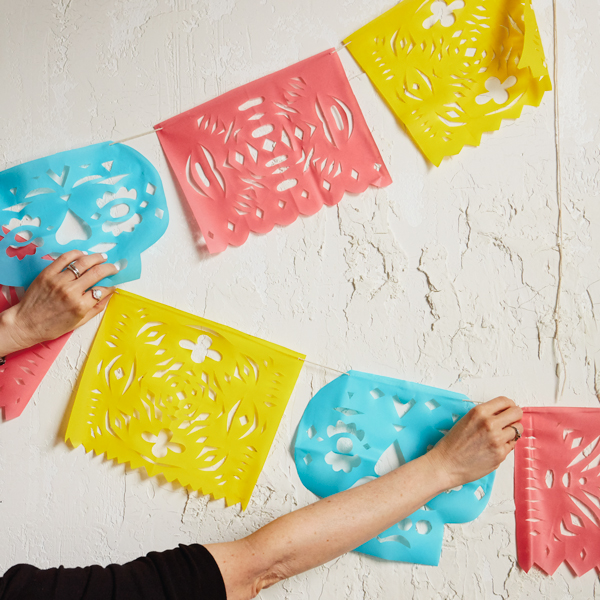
[[0, 544, 226, 600]]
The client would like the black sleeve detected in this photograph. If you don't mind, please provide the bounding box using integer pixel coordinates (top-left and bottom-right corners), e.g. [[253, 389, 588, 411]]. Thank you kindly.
[[0, 544, 226, 600]]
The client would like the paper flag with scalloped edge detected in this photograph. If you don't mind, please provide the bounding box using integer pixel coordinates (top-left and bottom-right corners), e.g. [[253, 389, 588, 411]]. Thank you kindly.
[[344, 0, 552, 166], [294, 370, 495, 565], [66, 289, 305, 509], [155, 49, 392, 253]]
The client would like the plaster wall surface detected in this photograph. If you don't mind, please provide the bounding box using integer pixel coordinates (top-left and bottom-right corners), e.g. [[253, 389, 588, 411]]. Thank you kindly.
[[1, 0, 599, 598]]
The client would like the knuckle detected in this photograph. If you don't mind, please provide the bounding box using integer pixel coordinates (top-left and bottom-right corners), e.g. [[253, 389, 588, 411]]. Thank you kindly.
[[58, 287, 72, 302], [38, 268, 51, 281], [70, 298, 87, 317], [46, 279, 59, 293], [66, 250, 81, 262], [71, 256, 86, 269], [39, 272, 53, 287], [88, 265, 104, 278], [472, 404, 485, 419], [483, 418, 494, 433]]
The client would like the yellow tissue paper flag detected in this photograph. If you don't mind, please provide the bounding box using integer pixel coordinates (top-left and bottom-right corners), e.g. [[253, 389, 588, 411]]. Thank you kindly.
[[66, 290, 305, 509], [345, 0, 552, 166]]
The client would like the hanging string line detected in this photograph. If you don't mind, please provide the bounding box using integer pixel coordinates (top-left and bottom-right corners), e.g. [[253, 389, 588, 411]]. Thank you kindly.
[[331, 40, 352, 54], [551, 0, 566, 401], [297, 357, 480, 403], [299, 357, 347, 375], [109, 128, 162, 146]]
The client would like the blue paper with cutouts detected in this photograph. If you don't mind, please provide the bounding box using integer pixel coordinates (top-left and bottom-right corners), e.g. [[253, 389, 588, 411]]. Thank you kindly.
[[293, 370, 495, 566], [0, 142, 168, 288]]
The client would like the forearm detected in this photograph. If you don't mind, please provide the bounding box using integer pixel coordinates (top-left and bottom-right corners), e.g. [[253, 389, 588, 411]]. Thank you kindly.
[[207, 452, 450, 599], [250, 453, 446, 576]]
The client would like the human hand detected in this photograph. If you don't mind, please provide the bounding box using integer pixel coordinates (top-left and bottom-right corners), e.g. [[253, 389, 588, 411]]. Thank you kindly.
[[427, 396, 523, 490], [0, 251, 117, 354]]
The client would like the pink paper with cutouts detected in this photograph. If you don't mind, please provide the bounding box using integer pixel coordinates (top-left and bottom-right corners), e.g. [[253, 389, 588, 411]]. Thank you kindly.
[[155, 50, 392, 253], [515, 407, 600, 576], [0, 286, 71, 420]]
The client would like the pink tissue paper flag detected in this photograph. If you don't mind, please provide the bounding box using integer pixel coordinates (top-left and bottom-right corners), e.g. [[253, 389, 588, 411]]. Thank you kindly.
[[155, 49, 392, 253], [515, 407, 600, 576], [0, 286, 71, 420]]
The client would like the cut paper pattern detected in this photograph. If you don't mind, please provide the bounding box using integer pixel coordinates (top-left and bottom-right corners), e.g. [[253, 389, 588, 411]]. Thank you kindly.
[[344, 0, 552, 166], [515, 407, 600, 576], [0, 142, 169, 288], [66, 290, 305, 509], [155, 50, 392, 253], [294, 371, 495, 565], [0, 285, 72, 420]]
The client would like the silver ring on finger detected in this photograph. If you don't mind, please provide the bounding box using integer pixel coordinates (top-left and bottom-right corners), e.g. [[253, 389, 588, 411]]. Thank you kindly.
[[91, 288, 103, 302], [510, 425, 521, 442], [66, 261, 81, 279]]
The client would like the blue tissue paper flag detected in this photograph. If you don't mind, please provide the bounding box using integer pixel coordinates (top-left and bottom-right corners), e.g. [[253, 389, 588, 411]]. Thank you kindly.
[[293, 370, 495, 566], [0, 142, 168, 288]]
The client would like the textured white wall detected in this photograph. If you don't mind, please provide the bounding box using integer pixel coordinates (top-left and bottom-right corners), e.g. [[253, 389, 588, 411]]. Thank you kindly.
[[1, 0, 599, 598]]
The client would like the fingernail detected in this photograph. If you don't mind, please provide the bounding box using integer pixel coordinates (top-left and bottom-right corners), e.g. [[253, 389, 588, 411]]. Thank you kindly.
[[82, 251, 88, 255], [101, 253, 108, 260], [114, 263, 121, 271]]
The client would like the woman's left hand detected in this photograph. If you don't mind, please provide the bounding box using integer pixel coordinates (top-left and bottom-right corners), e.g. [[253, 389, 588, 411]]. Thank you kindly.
[[0, 250, 118, 355]]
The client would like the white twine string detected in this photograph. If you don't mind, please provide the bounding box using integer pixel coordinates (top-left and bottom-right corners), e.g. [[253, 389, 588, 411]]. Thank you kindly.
[[298, 358, 480, 403], [109, 128, 162, 146], [331, 40, 352, 54], [299, 358, 347, 375]]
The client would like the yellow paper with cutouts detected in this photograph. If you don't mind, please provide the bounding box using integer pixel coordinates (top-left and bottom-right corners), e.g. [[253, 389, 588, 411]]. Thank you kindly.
[[66, 290, 305, 509], [345, 0, 552, 166]]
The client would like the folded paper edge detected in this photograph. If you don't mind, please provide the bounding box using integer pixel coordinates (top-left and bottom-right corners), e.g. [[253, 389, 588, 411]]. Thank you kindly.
[[515, 410, 534, 573]]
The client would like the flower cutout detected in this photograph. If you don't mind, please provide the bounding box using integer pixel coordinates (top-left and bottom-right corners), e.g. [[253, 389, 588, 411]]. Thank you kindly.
[[475, 76, 518, 105], [324, 436, 361, 473], [422, 0, 465, 29], [142, 429, 184, 458], [179, 334, 222, 363]]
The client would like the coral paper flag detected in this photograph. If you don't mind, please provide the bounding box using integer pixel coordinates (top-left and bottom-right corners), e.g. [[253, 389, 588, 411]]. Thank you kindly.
[[344, 0, 552, 166], [155, 50, 392, 253], [66, 290, 305, 509], [515, 408, 600, 576], [294, 371, 495, 565], [0, 286, 72, 420]]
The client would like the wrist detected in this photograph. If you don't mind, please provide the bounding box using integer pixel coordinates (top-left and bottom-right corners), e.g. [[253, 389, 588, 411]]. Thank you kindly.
[[0, 306, 38, 355], [420, 447, 460, 492]]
